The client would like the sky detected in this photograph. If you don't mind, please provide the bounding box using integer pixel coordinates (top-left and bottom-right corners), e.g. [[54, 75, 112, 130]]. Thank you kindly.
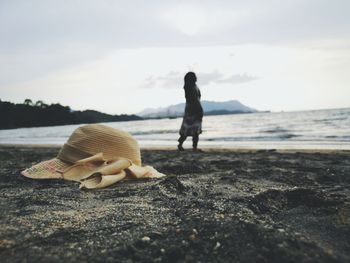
[[0, 0, 349, 114]]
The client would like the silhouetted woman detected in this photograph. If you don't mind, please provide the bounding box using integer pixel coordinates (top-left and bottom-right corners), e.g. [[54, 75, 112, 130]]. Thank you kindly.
[[178, 72, 203, 151]]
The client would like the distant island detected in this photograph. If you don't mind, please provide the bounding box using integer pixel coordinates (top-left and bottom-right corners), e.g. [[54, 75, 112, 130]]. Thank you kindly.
[[0, 99, 142, 130], [138, 100, 258, 118]]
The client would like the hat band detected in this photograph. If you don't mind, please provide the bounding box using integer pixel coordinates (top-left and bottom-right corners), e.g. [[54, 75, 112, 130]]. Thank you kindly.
[[57, 143, 92, 164], [58, 152, 165, 189]]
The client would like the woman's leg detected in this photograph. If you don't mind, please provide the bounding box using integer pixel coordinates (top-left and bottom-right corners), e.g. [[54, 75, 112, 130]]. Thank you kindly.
[[178, 135, 187, 151], [192, 134, 199, 150]]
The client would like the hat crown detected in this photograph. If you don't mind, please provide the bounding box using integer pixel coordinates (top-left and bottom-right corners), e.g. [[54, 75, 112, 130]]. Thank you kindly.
[[58, 124, 141, 165]]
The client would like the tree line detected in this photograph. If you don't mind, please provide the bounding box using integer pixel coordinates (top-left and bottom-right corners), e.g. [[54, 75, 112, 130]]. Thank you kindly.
[[0, 99, 142, 129]]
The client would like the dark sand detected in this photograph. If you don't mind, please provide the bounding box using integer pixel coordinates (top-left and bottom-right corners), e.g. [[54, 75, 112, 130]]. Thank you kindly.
[[0, 146, 349, 263]]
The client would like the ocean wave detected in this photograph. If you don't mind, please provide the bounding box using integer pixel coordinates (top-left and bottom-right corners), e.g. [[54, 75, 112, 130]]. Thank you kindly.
[[131, 130, 178, 136], [278, 134, 300, 139], [205, 134, 300, 141], [325, 135, 350, 140], [261, 127, 290, 133], [313, 117, 348, 122]]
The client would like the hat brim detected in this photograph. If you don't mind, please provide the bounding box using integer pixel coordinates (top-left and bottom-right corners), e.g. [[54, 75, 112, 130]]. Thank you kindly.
[[21, 156, 166, 189], [21, 158, 70, 179]]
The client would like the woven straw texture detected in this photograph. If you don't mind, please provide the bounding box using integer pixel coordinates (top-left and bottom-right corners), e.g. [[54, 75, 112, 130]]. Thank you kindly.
[[58, 124, 141, 165], [22, 124, 142, 179], [21, 158, 68, 179]]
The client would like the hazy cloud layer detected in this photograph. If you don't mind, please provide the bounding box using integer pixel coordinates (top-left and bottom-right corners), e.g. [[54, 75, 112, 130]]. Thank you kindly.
[[216, 73, 259, 84], [141, 71, 182, 89], [141, 71, 259, 88], [1, 0, 349, 50], [199, 72, 259, 85], [1, 0, 349, 86]]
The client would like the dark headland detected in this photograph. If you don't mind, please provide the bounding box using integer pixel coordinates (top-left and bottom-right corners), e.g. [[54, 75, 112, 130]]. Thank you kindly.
[[0, 99, 142, 130], [0, 146, 349, 262]]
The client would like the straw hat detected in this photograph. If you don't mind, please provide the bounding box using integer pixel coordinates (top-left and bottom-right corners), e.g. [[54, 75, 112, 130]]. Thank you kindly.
[[21, 124, 165, 189]]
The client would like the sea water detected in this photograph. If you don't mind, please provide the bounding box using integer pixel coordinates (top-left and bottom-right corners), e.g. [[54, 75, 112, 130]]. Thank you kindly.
[[0, 108, 349, 149]]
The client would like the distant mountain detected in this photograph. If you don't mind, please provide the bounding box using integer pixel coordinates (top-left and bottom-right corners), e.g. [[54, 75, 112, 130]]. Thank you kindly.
[[138, 100, 257, 118]]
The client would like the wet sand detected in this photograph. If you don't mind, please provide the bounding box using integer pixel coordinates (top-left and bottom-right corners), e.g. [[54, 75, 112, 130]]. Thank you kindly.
[[0, 146, 349, 262]]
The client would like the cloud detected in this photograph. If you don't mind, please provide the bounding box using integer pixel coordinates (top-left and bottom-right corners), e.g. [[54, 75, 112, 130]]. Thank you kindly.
[[198, 71, 259, 85], [216, 73, 259, 84], [197, 71, 223, 85], [141, 70, 259, 89], [141, 71, 182, 89]]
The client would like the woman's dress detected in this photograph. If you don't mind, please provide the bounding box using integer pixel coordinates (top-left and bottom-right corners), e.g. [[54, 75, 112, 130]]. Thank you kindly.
[[179, 85, 203, 136]]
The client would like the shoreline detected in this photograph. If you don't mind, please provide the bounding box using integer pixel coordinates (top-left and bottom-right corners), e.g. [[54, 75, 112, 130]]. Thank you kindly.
[[1, 143, 349, 154]]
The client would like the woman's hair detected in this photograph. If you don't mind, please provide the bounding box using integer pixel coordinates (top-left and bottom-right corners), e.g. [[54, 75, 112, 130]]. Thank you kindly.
[[184, 72, 197, 85]]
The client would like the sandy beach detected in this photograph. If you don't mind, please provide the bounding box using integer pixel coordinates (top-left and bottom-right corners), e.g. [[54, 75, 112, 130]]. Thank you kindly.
[[0, 145, 349, 262]]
